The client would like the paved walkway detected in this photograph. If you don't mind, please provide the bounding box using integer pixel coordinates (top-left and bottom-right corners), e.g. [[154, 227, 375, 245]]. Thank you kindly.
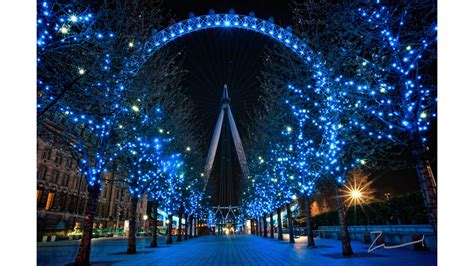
[[37, 234, 436, 265]]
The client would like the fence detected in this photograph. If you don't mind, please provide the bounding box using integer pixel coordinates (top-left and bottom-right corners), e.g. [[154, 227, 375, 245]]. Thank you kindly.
[[316, 224, 437, 251]]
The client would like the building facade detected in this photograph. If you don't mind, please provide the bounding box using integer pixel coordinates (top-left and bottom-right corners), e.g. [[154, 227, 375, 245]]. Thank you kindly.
[[37, 138, 148, 239]]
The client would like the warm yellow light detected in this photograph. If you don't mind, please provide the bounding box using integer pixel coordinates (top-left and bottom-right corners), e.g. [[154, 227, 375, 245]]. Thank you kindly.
[[360, 159, 366, 165], [341, 170, 374, 207], [286, 126, 292, 132], [128, 41, 134, 48], [186, 146, 191, 151], [380, 88, 386, 93], [420, 112, 427, 119], [350, 189, 362, 199], [60, 26, 69, 34], [78, 68, 85, 75], [143, 215, 148, 221], [132, 105, 139, 112]]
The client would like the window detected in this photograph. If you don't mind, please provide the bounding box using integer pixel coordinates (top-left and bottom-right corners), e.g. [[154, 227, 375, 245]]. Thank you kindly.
[[103, 186, 108, 199], [78, 198, 85, 214], [73, 177, 78, 190], [68, 195, 77, 212], [66, 158, 73, 168], [59, 192, 68, 211], [62, 175, 69, 186], [45, 192, 55, 210], [37, 189, 43, 207], [50, 170, 59, 183], [37, 166, 47, 180], [55, 154, 63, 165], [96, 204, 103, 218], [38, 191, 48, 208], [52, 192, 61, 210], [41, 149, 51, 160]]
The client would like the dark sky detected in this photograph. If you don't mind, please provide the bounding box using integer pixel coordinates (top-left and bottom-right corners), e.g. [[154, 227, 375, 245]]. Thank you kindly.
[[162, 0, 293, 26]]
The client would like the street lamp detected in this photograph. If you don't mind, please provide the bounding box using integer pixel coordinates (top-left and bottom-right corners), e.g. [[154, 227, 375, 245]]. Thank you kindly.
[[341, 171, 374, 207], [350, 189, 362, 201]]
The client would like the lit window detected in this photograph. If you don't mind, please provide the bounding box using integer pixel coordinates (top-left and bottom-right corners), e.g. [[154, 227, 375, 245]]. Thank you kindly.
[[37, 189, 43, 205], [45, 192, 55, 210]]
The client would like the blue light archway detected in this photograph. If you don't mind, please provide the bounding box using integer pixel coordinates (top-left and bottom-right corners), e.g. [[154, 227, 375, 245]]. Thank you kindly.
[[127, 13, 320, 75], [124, 12, 333, 194]]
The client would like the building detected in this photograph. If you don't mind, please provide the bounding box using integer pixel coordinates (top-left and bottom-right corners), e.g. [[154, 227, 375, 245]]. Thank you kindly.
[[36, 138, 148, 240]]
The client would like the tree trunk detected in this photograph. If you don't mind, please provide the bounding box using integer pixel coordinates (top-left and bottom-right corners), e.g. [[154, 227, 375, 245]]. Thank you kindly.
[[277, 208, 283, 240], [263, 214, 268, 237], [74, 184, 100, 266], [189, 215, 193, 238], [270, 212, 275, 239], [304, 196, 315, 247], [255, 218, 259, 236], [335, 187, 354, 256], [127, 195, 139, 254], [166, 214, 173, 244], [184, 214, 188, 240], [254, 219, 257, 235], [177, 208, 183, 242], [150, 203, 158, 248], [194, 217, 198, 237], [286, 203, 295, 243], [411, 137, 437, 234]]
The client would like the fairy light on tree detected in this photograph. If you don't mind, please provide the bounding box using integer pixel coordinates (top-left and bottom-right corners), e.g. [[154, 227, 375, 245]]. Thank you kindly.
[[335, 2, 438, 233]]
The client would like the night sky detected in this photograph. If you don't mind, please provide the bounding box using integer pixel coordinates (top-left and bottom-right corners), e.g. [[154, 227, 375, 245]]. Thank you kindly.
[[158, 0, 434, 198]]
